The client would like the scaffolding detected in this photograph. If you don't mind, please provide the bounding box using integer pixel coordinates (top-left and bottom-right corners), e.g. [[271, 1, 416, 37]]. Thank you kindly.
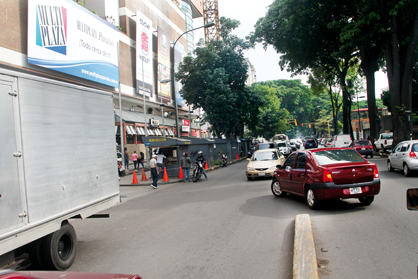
[[203, 0, 220, 43]]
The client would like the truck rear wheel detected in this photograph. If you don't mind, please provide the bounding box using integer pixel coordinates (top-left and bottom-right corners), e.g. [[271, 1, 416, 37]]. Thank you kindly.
[[42, 222, 77, 270]]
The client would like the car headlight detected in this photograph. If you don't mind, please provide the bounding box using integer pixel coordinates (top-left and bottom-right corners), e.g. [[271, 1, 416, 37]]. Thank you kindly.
[[247, 167, 255, 171], [269, 166, 276, 170]]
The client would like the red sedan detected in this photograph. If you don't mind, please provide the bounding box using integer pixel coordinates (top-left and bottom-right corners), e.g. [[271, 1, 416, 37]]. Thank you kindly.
[[352, 140, 374, 158], [271, 148, 380, 209]]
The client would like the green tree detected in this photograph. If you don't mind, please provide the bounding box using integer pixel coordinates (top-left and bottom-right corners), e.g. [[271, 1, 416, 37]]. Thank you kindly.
[[251, 0, 359, 135], [249, 85, 289, 139], [176, 17, 261, 138]]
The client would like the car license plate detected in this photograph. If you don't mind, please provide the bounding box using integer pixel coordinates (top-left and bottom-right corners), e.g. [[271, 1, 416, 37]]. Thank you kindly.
[[361, 148, 365, 150], [259, 172, 265, 176], [349, 187, 362, 194]]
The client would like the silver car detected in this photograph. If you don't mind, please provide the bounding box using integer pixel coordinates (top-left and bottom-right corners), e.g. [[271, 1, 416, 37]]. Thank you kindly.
[[387, 140, 418, 176]]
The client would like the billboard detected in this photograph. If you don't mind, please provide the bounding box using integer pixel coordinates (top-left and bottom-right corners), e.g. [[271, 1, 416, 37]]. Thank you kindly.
[[27, 0, 119, 87], [157, 26, 171, 102], [136, 11, 153, 97]]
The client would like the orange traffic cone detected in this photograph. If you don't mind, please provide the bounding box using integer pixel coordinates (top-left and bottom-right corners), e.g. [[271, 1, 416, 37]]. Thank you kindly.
[[163, 167, 169, 182], [236, 153, 239, 160], [141, 169, 147, 181], [179, 166, 184, 179], [205, 161, 209, 170], [132, 170, 139, 184]]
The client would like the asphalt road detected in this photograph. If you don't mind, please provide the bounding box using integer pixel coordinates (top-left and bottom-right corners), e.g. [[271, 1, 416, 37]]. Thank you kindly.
[[69, 160, 296, 279], [68, 155, 418, 279]]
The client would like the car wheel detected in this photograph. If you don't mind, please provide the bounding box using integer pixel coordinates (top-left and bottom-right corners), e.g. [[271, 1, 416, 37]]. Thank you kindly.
[[271, 180, 287, 197], [42, 222, 77, 270], [247, 176, 253, 180], [387, 160, 394, 172], [358, 196, 374, 206], [382, 145, 386, 153], [306, 188, 320, 210], [370, 153, 374, 158], [404, 164, 411, 177]]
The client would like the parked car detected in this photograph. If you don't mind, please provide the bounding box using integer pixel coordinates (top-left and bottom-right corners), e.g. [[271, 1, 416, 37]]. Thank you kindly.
[[333, 134, 352, 147], [374, 132, 393, 153], [271, 148, 381, 209], [275, 140, 293, 157], [387, 140, 418, 176], [304, 139, 318, 149], [352, 140, 374, 158], [247, 146, 255, 158], [246, 149, 285, 180]]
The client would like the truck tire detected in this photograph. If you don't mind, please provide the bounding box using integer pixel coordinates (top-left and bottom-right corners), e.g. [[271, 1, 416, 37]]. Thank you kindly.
[[42, 222, 77, 270]]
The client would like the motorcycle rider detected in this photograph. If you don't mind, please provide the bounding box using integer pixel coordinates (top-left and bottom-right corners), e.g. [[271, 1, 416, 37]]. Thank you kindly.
[[195, 151, 208, 180]]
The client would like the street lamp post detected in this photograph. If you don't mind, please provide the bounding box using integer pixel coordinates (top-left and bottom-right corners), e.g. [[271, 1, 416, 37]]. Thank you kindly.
[[171, 22, 215, 137]]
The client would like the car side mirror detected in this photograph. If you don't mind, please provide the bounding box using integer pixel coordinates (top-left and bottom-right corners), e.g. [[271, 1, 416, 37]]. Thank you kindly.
[[407, 189, 418, 210], [276, 164, 284, 169]]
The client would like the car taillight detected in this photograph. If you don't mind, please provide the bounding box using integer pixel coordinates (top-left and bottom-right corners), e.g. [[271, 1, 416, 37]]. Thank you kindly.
[[373, 165, 379, 178], [410, 151, 417, 158], [323, 169, 333, 182], [384, 140, 387, 145]]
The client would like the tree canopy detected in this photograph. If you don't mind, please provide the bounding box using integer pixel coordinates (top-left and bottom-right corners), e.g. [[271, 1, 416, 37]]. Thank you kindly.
[[176, 17, 262, 138]]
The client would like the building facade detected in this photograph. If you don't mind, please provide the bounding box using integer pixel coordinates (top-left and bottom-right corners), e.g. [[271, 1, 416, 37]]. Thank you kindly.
[[0, 0, 208, 158]]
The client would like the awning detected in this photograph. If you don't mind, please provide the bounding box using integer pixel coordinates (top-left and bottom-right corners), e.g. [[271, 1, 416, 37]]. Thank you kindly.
[[126, 126, 137, 135], [154, 129, 162, 136], [168, 129, 175, 136], [147, 128, 154, 136], [115, 110, 176, 126], [136, 127, 146, 136]]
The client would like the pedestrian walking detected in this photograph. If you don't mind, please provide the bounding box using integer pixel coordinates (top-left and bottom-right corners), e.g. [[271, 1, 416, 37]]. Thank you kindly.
[[156, 151, 166, 178], [180, 152, 192, 182], [139, 151, 145, 169], [132, 151, 138, 170], [124, 148, 129, 170], [150, 154, 159, 189]]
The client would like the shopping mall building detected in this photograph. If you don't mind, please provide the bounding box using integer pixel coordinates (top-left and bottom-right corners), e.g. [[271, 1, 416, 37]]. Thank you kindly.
[[0, 0, 209, 157]]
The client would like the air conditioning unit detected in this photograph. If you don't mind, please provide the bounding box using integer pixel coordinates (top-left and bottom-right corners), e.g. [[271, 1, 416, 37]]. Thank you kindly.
[[149, 119, 159, 127]]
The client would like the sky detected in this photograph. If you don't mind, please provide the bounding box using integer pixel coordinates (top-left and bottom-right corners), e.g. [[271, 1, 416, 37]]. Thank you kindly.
[[193, 0, 389, 99]]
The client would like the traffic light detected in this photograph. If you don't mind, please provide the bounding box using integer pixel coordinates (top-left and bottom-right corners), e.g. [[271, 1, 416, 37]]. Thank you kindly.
[[294, 119, 297, 126], [301, 123, 304, 127], [309, 124, 311, 128]]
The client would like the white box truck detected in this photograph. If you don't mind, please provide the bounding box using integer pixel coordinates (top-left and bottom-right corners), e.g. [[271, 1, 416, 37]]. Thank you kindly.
[[0, 68, 120, 270]]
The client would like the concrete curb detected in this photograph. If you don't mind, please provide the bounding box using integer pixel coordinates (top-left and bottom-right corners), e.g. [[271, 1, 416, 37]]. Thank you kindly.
[[293, 214, 319, 279]]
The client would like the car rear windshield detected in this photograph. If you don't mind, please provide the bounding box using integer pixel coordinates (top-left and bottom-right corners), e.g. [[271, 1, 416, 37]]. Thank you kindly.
[[253, 151, 278, 161], [307, 140, 316, 143], [276, 143, 286, 147], [312, 149, 366, 165], [382, 134, 393, 139], [355, 140, 372, 146]]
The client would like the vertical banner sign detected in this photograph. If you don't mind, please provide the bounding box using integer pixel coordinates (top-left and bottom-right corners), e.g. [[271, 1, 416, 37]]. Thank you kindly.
[[174, 43, 185, 106], [27, 0, 119, 87], [136, 11, 153, 97], [157, 26, 171, 102]]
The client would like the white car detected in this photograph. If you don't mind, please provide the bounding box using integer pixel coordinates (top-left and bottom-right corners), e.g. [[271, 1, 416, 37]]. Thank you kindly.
[[275, 140, 292, 157], [387, 140, 418, 176]]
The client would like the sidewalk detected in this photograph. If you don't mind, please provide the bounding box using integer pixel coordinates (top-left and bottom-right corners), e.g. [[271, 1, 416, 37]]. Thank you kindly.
[[119, 158, 246, 186]]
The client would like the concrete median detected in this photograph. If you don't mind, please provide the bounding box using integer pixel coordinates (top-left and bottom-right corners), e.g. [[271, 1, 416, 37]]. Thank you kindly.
[[293, 214, 319, 279]]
